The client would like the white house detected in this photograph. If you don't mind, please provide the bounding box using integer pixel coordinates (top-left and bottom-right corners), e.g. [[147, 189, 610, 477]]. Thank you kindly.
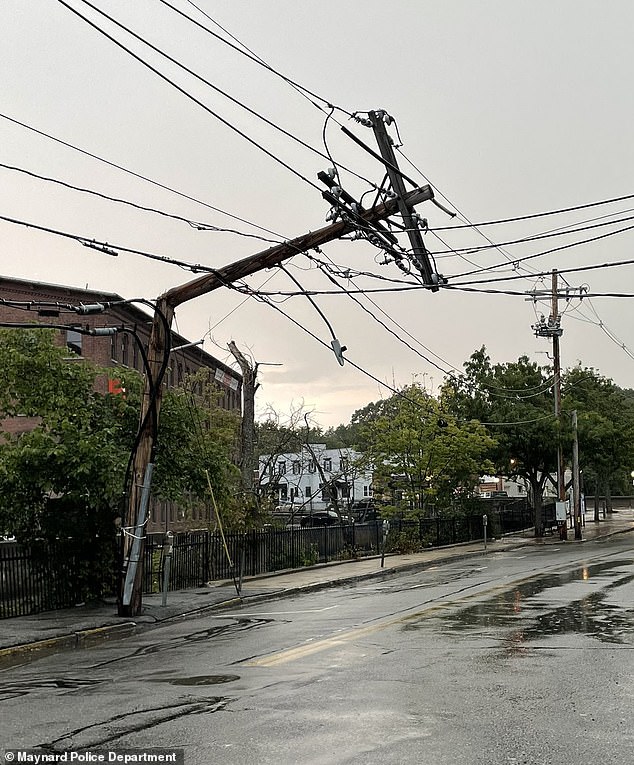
[[478, 475, 528, 498], [259, 444, 373, 512]]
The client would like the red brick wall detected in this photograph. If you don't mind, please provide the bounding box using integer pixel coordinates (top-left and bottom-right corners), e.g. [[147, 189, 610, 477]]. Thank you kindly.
[[0, 277, 242, 404], [0, 277, 243, 533]]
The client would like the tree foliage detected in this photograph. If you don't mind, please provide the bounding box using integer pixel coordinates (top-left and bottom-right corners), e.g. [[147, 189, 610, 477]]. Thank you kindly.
[[353, 383, 494, 515], [442, 347, 558, 534], [0, 330, 239, 546], [562, 366, 634, 500]]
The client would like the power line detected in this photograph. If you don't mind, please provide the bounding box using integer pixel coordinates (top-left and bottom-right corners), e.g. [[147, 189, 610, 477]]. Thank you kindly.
[[255, 258, 557, 401], [0, 162, 283, 245], [0, 112, 281, 238], [427, 192, 634, 232], [430, 212, 634, 257], [393, 144, 544, 282], [257, 291, 558, 424], [441, 284, 634, 298], [568, 297, 634, 363], [56, 0, 322, 193], [162, 0, 353, 119], [314, 254, 463, 373], [0, 212, 241, 276], [69, 0, 373, 188], [448, 222, 634, 283]]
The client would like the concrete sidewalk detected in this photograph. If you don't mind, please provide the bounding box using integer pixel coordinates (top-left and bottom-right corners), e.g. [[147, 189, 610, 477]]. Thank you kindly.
[[2, 510, 633, 669]]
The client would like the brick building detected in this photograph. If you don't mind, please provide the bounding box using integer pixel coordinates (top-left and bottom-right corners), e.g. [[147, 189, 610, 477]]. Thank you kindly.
[[0, 275, 242, 531]]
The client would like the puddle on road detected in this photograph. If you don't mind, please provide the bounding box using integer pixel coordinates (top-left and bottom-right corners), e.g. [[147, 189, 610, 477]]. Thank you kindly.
[[403, 559, 634, 648], [165, 674, 239, 686]]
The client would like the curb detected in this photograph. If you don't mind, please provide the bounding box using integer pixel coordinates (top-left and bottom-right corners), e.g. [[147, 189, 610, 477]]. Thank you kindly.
[[1, 525, 631, 668], [172, 544, 498, 617], [0, 621, 137, 670]]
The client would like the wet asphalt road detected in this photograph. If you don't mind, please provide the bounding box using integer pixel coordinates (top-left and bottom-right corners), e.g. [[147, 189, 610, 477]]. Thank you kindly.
[[2, 536, 634, 764]]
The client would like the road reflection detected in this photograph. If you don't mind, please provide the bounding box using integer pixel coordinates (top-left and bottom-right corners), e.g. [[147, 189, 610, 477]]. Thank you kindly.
[[402, 559, 634, 651]]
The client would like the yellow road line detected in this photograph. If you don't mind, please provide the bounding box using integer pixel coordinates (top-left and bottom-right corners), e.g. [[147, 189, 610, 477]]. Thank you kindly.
[[245, 575, 540, 667]]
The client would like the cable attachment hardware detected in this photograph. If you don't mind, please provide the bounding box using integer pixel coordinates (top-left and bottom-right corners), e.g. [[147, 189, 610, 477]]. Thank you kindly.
[[331, 338, 347, 366]]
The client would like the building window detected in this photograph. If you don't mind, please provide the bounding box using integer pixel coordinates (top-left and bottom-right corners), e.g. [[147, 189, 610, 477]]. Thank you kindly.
[[290, 487, 296, 501], [66, 329, 82, 356], [363, 485, 370, 497], [110, 333, 118, 361], [320, 483, 329, 501], [292, 460, 301, 475], [278, 460, 286, 475], [308, 460, 316, 473], [121, 334, 129, 366], [305, 486, 312, 497], [323, 458, 332, 472], [341, 485, 350, 498], [339, 457, 348, 472], [132, 339, 139, 370], [279, 484, 288, 501]]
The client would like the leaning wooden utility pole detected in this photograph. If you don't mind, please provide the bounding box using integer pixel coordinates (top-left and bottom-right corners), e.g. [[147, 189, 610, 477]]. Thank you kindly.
[[119, 183, 436, 616]]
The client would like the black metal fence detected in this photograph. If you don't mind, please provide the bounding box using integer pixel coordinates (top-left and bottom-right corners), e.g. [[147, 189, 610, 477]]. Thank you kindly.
[[141, 504, 535, 595], [0, 538, 118, 619], [2, 503, 535, 618], [142, 523, 376, 593]]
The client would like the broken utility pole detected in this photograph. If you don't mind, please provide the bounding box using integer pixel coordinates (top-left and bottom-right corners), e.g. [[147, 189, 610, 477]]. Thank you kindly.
[[368, 110, 439, 288], [228, 341, 258, 500], [119, 182, 437, 616]]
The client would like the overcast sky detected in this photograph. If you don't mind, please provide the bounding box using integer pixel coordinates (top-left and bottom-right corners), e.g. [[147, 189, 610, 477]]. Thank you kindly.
[[2, 1, 634, 426]]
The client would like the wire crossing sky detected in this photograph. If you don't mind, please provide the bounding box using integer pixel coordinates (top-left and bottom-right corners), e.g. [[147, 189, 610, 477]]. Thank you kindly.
[[2, 0, 634, 424]]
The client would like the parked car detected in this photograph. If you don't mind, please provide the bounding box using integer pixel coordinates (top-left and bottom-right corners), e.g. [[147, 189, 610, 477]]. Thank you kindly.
[[300, 511, 352, 527]]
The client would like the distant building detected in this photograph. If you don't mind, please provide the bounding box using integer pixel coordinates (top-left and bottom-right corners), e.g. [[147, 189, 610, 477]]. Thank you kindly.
[[478, 471, 572, 500], [478, 475, 528, 498], [259, 444, 373, 513], [0, 275, 242, 531]]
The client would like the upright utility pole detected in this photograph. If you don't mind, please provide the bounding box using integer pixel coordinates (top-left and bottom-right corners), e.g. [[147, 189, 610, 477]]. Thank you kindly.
[[119, 183, 435, 616], [551, 270, 565, 510], [531, 269, 566, 539], [571, 409, 582, 540]]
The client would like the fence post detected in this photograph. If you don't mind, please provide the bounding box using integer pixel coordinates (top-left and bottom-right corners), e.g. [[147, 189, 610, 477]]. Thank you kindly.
[[161, 532, 173, 607], [203, 531, 210, 583]]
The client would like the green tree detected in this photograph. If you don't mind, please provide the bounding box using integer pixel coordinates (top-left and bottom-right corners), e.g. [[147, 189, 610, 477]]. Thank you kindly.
[[0, 329, 239, 595], [356, 384, 494, 515], [442, 347, 558, 536], [562, 366, 634, 515], [321, 422, 362, 449]]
